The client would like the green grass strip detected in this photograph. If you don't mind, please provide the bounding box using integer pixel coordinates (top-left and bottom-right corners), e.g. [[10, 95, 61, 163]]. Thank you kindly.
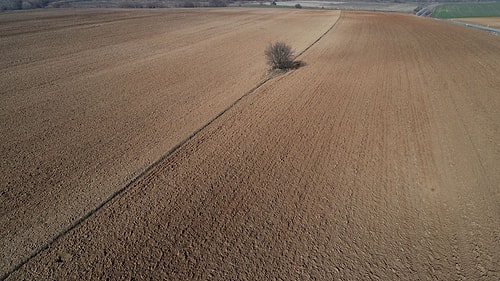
[[431, 2, 500, 18]]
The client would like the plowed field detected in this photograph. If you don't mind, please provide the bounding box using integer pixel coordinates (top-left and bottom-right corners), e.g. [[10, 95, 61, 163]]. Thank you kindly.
[[2, 9, 500, 280], [0, 8, 340, 277]]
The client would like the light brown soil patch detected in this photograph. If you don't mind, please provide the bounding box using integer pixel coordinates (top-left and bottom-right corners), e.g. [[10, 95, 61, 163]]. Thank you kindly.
[[454, 17, 500, 29], [3, 10, 500, 280], [0, 8, 340, 277]]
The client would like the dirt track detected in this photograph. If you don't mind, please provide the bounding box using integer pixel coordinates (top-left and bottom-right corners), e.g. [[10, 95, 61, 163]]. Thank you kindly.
[[454, 17, 500, 29], [2, 9, 500, 280]]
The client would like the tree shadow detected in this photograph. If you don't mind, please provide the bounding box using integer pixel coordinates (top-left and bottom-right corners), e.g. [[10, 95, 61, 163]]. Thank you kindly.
[[291, 60, 306, 69]]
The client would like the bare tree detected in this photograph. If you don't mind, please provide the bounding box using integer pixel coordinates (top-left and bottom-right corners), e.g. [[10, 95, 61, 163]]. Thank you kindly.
[[264, 42, 295, 70]]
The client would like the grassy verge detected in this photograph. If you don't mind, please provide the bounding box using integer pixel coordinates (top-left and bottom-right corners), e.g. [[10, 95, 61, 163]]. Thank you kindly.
[[431, 2, 500, 18]]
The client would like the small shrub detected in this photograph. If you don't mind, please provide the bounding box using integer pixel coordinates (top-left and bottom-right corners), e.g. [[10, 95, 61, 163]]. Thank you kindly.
[[264, 41, 295, 70], [295, 3, 302, 9]]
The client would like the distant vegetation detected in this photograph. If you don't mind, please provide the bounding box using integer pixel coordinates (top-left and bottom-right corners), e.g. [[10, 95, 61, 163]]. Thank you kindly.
[[431, 2, 500, 18], [0, 0, 50, 10], [0, 0, 230, 10], [2, 0, 500, 12]]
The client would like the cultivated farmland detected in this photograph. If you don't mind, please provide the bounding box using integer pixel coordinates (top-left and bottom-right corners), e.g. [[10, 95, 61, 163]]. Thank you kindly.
[[1, 8, 500, 280]]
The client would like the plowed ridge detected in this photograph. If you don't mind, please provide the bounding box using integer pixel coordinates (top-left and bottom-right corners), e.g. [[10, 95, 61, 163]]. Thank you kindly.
[[4, 10, 500, 280]]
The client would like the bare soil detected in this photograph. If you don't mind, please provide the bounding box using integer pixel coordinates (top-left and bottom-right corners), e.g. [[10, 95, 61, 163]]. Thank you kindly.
[[0, 8, 339, 277], [2, 9, 500, 280]]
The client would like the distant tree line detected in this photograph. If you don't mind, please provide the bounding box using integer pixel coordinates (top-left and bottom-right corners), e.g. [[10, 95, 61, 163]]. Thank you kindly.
[[1, 0, 497, 11], [0, 0, 230, 10], [1, 0, 51, 10], [177, 0, 227, 8]]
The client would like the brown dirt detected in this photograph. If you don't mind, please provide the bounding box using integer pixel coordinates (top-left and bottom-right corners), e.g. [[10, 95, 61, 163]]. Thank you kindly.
[[2, 10, 500, 280], [454, 17, 500, 29], [0, 8, 340, 277]]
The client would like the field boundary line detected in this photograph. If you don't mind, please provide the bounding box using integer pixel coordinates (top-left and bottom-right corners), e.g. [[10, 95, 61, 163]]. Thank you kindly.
[[1, 10, 343, 280], [295, 11, 343, 59], [432, 17, 500, 35], [449, 19, 500, 35]]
